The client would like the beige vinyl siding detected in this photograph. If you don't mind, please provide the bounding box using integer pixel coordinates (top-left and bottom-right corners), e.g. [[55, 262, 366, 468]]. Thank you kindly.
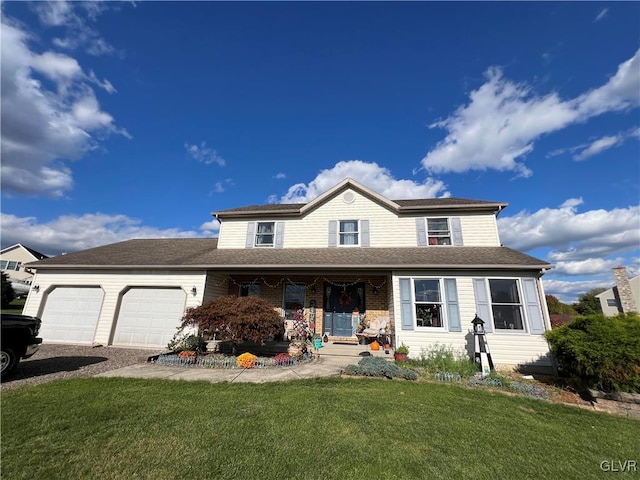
[[217, 188, 502, 249], [393, 330, 552, 367], [392, 272, 552, 367], [23, 269, 207, 346], [1, 246, 40, 282], [459, 215, 501, 246], [597, 275, 640, 316], [203, 273, 229, 302]]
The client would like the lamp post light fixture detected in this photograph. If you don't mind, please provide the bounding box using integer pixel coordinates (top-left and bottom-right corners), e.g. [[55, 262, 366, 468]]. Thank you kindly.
[[471, 315, 494, 376], [471, 314, 485, 335], [191, 286, 197, 296]]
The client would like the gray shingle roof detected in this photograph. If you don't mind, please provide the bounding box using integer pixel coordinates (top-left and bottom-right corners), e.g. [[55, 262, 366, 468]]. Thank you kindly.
[[29, 238, 551, 271], [213, 197, 507, 217]]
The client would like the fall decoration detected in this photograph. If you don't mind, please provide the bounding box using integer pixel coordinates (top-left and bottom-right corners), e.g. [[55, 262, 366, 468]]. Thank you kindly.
[[237, 352, 258, 369]]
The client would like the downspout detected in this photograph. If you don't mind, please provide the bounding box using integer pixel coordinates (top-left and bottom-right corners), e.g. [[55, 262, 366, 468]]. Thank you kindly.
[[538, 268, 558, 375], [537, 269, 551, 331]]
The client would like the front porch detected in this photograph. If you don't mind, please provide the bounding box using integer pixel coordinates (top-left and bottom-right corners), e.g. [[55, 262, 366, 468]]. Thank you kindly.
[[212, 338, 395, 360], [316, 340, 395, 360], [204, 272, 394, 342]]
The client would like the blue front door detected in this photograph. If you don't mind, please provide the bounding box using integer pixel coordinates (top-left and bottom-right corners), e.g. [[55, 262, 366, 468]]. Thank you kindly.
[[323, 283, 365, 336]]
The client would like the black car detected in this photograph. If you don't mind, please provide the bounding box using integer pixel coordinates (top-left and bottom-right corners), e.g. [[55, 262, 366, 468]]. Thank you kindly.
[[1, 313, 43, 378]]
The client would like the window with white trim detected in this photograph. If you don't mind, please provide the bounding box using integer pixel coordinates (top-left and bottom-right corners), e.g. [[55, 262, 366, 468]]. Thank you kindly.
[[254, 222, 275, 247], [606, 299, 618, 307], [489, 279, 525, 330], [427, 218, 451, 245], [413, 279, 444, 328], [339, 220, 359, 246], [0, 260, 20, 271]]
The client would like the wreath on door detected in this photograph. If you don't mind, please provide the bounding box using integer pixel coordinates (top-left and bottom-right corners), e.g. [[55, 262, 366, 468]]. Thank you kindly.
[[338, 290, 353, 308]]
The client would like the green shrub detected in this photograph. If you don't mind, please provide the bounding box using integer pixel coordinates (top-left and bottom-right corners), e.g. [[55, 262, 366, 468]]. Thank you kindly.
[[409, 344, 479, 377], [545, 313, 640, 393], [167, 326, 207, 353], [343, 357, 418, 380]]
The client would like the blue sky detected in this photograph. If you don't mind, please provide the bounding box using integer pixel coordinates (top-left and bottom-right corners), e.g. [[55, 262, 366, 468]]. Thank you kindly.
[[1, 1, 639, 303]]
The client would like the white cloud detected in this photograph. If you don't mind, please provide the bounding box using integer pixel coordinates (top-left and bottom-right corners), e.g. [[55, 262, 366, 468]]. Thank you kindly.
[[185, 142, 226, 166], [274, 173, 286, 180], [199, 220, 221, 236], [87, 70, 116, 94], [551, 257, 628, 276], [0, 12, 128, 198], [0, 212, 210, 257], [498, 200, 640, 266], [209, 179, 234, 195], [31, 1, 74, 27], [573, 134, 624, 161], [542, 277, 612, 304], [594, 8, 609, 22], [277, 160, 449, 203], [31, 51, 83, 83], [422, 50, 640, 176], [31, 1, 115, 56], [547, 126, 639, 160]]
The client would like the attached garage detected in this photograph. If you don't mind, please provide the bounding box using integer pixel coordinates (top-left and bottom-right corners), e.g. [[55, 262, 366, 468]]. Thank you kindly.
[[112, 287, 186, 348], [39, 287, 104, 344]]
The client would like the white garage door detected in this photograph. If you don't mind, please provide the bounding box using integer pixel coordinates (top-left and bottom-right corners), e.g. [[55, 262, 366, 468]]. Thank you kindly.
[[113, 288, 186, 348], [40, 287, 104, 344]]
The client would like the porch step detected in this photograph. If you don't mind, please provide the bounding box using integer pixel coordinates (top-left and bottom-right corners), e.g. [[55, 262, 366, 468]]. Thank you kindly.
[[314, 341, 394, 360]]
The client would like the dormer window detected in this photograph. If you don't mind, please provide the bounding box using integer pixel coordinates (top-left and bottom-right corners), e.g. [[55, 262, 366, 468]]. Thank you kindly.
[[339, 220, 359, 246], [255, 222, 275, 247], [427, 218, 451, 245]]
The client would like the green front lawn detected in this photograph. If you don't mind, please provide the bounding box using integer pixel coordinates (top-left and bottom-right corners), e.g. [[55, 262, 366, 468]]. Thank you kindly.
[[2, 377, 637, 479], [1, 297, 25, 314]]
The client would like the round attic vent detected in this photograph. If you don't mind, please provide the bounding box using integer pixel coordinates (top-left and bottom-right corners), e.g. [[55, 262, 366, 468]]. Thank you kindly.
[[342, 191, 355, 204]]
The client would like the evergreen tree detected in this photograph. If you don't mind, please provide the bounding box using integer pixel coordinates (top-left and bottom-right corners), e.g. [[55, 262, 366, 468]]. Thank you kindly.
[[572, 288, 605, 316], [1, 272, 16, 307]]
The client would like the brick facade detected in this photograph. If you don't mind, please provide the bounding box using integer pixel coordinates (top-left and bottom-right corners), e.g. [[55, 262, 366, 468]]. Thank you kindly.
[[226, 274, 391, 336]]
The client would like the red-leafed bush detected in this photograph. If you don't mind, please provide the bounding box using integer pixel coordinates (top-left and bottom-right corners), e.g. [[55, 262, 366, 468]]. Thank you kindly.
[[181, 295, 283, 346]]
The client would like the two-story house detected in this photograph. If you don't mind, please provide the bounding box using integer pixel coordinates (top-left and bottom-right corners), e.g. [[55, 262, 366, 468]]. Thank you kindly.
[[24, 178, 553, 368], [1, 244, 49, 296]]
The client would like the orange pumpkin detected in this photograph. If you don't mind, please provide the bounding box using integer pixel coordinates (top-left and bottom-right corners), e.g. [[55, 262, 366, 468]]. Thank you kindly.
[[370, 341, 380, 351]]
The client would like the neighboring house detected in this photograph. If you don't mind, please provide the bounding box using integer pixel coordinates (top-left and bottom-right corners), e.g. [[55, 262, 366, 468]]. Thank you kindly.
[[24, 178, 554, 368], [0, 244, 49, 296], [596, 267, 639, 316]]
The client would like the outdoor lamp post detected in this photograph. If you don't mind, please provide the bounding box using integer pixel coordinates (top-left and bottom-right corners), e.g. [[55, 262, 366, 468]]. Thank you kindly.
[[471, 315, 494, 376], [471, 315, 485, 335]]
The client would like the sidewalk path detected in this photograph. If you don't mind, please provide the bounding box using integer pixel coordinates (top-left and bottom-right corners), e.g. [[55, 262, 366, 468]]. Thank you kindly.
[[95, 354, 359, 384]]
